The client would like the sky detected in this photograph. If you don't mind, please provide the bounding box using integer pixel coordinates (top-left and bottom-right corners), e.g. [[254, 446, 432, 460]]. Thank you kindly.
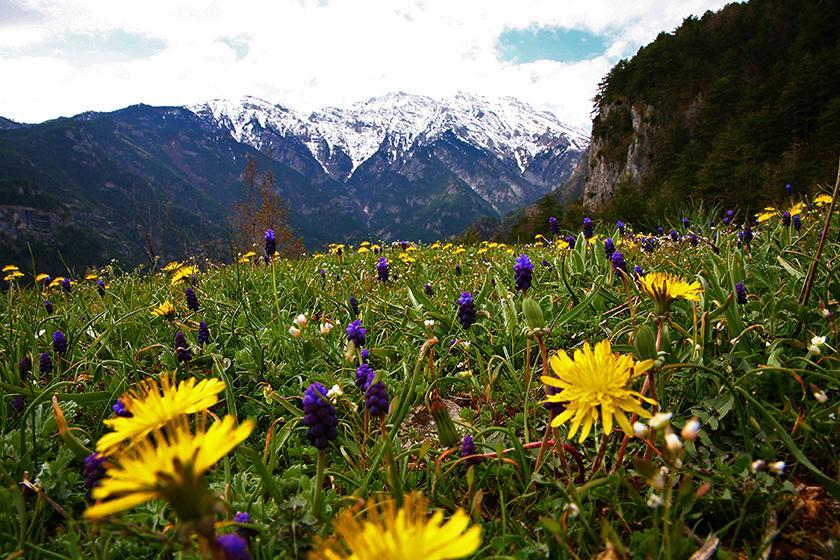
[[0, 0, 732, 130]]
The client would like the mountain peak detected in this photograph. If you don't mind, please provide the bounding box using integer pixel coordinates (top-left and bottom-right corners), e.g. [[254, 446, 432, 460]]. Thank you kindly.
[[190, 91, 588, 176]]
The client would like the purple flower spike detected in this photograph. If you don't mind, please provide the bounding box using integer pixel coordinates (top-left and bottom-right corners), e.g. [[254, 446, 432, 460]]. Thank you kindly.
[[112, 398, 133, 418], [513, 254, 533, 291], [216, 533, 250, 560], [365, 378, 389, 417], [83, 453, 107, 498], [346, 319, 366, 347], [460, 435, 483, 468], [302, 382, 338, 450], [52, 330, 67, 354], [376, 257, 389, 283], [264, 228, 276, 260], [174, 331, 191, 362], [604, 238, 615, 258], [185, 287, 199, 312], [355, 362, 374, 391], [198, 322, 211, 346], [39, 352, 52, 374], [582, 217, 593, 239], [735, 282, 747, 305], [457, 292, 476, 329], [548, 217, 560, 236], [611, 251, 627, 275]]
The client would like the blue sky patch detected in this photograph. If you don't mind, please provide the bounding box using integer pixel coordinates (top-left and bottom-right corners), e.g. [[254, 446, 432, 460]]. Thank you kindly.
[[496, 25, 610, 63], [4, 30, 166, 64]]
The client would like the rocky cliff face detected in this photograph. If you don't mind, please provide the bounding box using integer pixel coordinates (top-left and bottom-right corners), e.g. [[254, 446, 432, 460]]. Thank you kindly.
[[583, 101, 655, 211]]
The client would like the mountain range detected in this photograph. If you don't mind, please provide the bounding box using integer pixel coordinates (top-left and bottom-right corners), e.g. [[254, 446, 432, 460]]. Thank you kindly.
[[0, 92, 587, 269]]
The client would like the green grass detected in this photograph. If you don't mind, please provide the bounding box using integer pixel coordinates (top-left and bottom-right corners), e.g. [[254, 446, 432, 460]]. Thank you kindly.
[[1, 201, 838, 559]]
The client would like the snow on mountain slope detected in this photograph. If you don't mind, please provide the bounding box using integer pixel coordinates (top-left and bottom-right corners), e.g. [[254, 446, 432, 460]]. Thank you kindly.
[[188, 92, 588, 177]]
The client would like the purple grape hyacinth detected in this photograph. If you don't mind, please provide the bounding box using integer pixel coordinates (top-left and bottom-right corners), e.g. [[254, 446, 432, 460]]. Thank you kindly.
[[611, 251, 627, 275], [355, 362, 374, 391], [61, 277, 72, 293], [376, 257, 389, 283], [365, 378, 389, 417], [604, 238, 615, 258], [52, 330, 67, 354], [185, 287, 199, 312], [198, 321, 211, 346], [83, 453, 107, 499], [457, 292, 476, 329], [782, 211, 791, 226], [616, 220, 625, 235], [548, 216, 560, 236], [302, 382, 338, 450], [346, 319, 366, 347], [217, 533, 250, 560], [264, 228, 276, 260], [44, 299, 53, 314], [97, 279, 106, 297], [174, 331, 191, 362], [112, 398, 133, 417], [18, 355, 31, 380], [349, 295, 360, 317], [424, 283, 434, 296], [786, 183, 792, 195], [735, 282, 747, 305], [39, 352, 52, 374], [582, 217, 594, 239], [793, 214, 802, 231], [513, 254, 533, 292], [460, 435, 483, 467]]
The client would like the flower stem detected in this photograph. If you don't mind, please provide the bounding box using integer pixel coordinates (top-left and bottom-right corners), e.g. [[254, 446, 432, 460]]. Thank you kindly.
[[312, 449, 326, 521]]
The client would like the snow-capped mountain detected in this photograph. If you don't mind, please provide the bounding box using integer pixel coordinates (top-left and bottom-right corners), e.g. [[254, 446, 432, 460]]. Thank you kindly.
[[188, 92, 588, 216], [0, 93, 587, 265]]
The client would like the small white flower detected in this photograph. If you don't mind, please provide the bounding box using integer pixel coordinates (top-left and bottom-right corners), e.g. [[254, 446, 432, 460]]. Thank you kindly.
[[320, 322, 333, 335], [665, 433, 682, 452], [811, 335, 827, 347], [808, 343, 821, 354], [821, 308, 832, 318], [813, 388, 828, 403], [294, 314, 308, 327], [288, 326, 301, 338], [751, 459, 766, 473], [633, 421, 649, 438], [563, 503, 580, 518], [649, 412, 673, 430], [424, 319, 435, 329], [768, 461, 786, 475], [681, 418, 701, 441], [647, 493, 663, 508], [327, 384, 343, 404], [695, 344, 702, 351]]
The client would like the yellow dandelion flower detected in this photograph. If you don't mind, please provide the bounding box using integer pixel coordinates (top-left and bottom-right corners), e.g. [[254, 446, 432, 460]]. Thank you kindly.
[[477, 247, 489, 254], [161, 261, 183, 272], [86, 415, 253, 520], [358, 247, 369, 254], [452, 247, 466, 255], [4, 270, 24, 282], [2, 264, 19, 272], [814, 194, 833, 207], [312, 493, 481, 560], [360, 241, 370, 247], [587, 235, 599, 245], [49, 277, 65, 289], [442, 243, 453, 250], [542, 340, 656, 443], [555, 239, 570, 250], [789, 202, 806, 216], [430, 242, 441, 249], [35, 273, 50, 282], [756, 209, 777, 223], [85, 273, 99, 280], [151, 301, 176, 319], [170, 266, 198, 285], [638, 272, 702, 314], [96, 374, 226, 454]]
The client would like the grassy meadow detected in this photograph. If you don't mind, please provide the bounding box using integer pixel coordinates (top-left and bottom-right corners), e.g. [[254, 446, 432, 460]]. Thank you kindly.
[[1, 197, 838, 559]]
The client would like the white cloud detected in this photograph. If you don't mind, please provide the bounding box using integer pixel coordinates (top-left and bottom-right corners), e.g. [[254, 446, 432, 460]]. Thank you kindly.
[[0, 0, 732, 129]]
